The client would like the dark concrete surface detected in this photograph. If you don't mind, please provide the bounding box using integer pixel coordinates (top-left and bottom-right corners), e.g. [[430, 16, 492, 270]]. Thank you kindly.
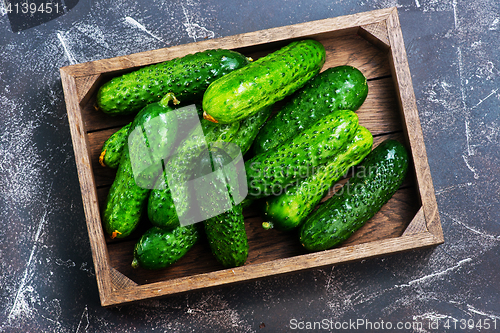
[[1, 0, 499, 332]]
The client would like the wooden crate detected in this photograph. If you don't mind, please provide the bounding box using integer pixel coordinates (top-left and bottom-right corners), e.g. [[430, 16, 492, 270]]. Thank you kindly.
[[61, 7, 443, 307]]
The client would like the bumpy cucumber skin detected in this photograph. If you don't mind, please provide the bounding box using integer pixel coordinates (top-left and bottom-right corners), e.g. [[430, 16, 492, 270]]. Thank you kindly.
[[98, 103, 204, 170], [103, 102, 178, 239], [245, 110, 359, 200], [263, 125, 373, 231], [231, 105, 273, 155], [103, 149, 150, 239], [253, 66, 368, 155], [204, 203, 247, 267], [97, 49, 250, 116], [132, 225, 200, 270], [193, 147, 248, 267], [300, 140, 409, 251], [147, 119, 240, 229], [100, 123, 131, 169], [202, 39, 326, 124]]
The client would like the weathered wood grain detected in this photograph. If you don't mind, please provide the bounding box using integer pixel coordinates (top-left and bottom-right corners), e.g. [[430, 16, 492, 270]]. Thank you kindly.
[[60, 68, 114, 306], [386, 8, 443, 243], [358, 21, 391, 49]]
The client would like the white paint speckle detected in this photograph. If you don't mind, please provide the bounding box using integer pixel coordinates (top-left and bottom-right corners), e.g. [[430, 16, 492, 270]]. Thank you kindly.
[[124, 16, 168, 44], [465, 119, 474, 156], [0, 0, 6, 16], [55, 258, 76, 268], [57, 32, 77, 65], [441, 212, 500, 241], [75, 305, 89, 333], [471, 88, 499, 110], [452, 0, 458, 29], [395, 258, 473, 288], [7, 207, 49, 322], [467, 304, 500, 320], [489, 17, 500, 30], [181, 4, 215, 42], [462, 154, 479, 179]]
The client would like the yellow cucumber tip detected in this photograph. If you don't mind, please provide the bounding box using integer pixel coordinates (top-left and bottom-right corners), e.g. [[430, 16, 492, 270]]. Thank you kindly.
[[99, 150, 107, 167], [203, 111, 218, 123]]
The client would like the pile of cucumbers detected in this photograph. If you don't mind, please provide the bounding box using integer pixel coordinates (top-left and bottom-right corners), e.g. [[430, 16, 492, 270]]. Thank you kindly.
[[96, 40, 409, 270]]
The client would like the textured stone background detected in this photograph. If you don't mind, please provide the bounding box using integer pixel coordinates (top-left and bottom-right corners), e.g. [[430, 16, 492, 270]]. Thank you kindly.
[[1, 0, 499, 332]]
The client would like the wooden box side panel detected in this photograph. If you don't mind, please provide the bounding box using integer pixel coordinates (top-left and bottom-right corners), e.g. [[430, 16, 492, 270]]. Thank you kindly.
[[103, 232, 438, 306], [385, 9, 443, 243], [60, 69, 114, 305]]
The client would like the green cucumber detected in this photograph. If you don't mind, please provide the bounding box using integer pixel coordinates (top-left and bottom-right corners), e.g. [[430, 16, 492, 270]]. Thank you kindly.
[[97, 49, 250, 116], [193, 147, 248, 267], [262, 125, 373, 231], [253, 66, 368, 155], [204, 203, 247, 268], [99, 123, 131, 169], [98, 103, 204, 170], [131, 225, 200, 270], [202, 39, 326, 124], [230, 105, 273, 155], [300, 139, 409, 251], [147, 119, 240, 229], [245, 110, 359, 200], [147, 104, 272, 229], [103, 94, 179, 239]]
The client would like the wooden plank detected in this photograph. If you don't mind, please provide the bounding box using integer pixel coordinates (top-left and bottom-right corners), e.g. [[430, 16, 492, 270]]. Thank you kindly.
[[75, 74, 102, 106], [60, 68, 114, 306], [357, 77, 401, 135], [81, 98, 135, 133], [386, 9, 443, 243], [88, 128, 120, 187], [402, 207, 428, 236], [358, 21, 391, 49], [318, 33, 391, 79], [105, 231, 437, 306]]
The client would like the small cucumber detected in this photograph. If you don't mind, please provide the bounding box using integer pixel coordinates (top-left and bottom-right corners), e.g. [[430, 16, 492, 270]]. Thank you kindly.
[[99, 123, 131, 169], [262, 125, 373, 231], [202, 39, 326, 124], [97, 49, 250, 116], [192, 147, 248, 267], [98, 103, 204, 170], [131, 225, 200, 270], [245, 110, 359, 200], [147, 119, 240, 229], [103, 94, 179, 239], [204, 203, 247, 268], [253, 66, 368, 155], [300, 139, 409, 251]]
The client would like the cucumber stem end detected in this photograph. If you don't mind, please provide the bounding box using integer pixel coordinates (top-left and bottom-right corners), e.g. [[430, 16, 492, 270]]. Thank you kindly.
[[262, 222, 274, 230]]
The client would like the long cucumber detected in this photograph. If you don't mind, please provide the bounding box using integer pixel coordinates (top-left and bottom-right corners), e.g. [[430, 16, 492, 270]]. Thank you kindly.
[[300, 140, 409, 251], [262, 125, 373, 231]]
